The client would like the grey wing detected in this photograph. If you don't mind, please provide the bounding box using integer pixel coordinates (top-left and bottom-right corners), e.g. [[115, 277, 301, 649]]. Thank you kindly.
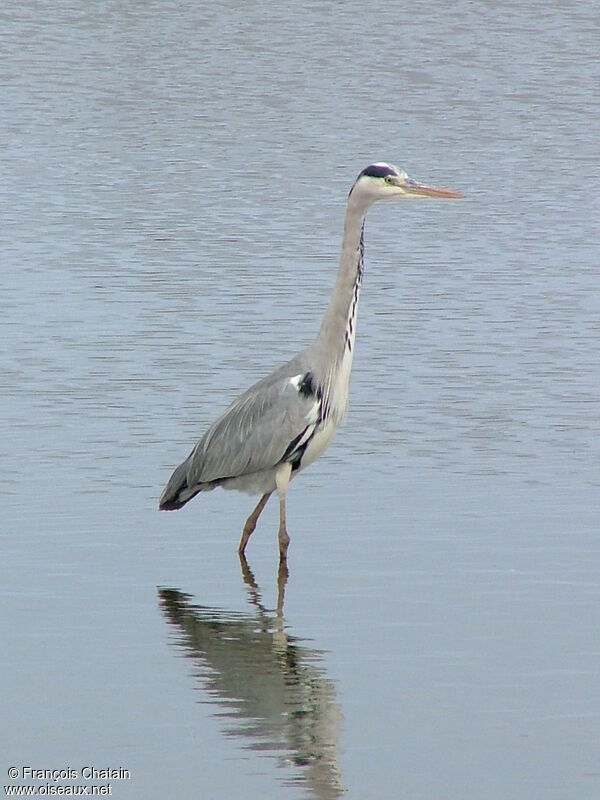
[[189, 371, 317, 484]]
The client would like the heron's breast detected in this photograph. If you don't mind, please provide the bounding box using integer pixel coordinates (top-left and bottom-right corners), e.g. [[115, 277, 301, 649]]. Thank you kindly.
[[296, 416, 339, 472]]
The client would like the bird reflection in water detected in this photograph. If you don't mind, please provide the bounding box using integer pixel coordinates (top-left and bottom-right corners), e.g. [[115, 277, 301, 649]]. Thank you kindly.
[[158, 558, 344, 799]]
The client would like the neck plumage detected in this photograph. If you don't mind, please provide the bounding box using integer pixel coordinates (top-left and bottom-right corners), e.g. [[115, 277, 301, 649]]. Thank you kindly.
[[316, 199, 367, 363]]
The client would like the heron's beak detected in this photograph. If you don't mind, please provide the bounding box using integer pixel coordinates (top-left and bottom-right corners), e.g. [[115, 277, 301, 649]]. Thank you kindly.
[[402, 178, 463, 199]]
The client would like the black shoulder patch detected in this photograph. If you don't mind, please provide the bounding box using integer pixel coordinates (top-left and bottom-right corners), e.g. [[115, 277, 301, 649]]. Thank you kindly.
[[298, 371, 316, 397]]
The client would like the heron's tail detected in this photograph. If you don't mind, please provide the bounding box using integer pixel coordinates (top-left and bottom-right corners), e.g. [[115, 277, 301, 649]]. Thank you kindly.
[[158, 459, 202, 511]]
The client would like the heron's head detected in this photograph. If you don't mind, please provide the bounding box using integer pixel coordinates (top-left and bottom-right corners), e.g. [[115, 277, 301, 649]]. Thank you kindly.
[[349, 162, 463, 206]]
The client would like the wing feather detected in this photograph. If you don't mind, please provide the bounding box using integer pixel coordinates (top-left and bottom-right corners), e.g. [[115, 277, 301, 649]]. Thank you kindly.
[[186, 368, 318, 488]]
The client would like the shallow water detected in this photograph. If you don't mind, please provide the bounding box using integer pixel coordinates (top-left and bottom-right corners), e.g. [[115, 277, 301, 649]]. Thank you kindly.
[[2, 2, 599, 798]]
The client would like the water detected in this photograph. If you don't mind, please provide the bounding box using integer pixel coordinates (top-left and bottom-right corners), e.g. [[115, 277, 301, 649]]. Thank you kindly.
[[2, 2, 599, 798]]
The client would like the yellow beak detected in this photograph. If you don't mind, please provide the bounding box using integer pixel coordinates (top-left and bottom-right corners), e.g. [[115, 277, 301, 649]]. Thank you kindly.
[[402, 178, 463, 199]]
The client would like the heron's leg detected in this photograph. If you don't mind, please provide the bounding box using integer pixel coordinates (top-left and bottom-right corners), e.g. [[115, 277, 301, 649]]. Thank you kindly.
[[238, 492, 272, 556], [275, 462, 292, 562]]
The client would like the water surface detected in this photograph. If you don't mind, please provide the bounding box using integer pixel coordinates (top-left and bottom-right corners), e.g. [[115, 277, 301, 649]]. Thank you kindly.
[[2, 2, 599, 798]]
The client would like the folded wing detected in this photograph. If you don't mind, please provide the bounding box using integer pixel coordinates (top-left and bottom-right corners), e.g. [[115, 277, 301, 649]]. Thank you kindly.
[[159, 364, 320, 509]]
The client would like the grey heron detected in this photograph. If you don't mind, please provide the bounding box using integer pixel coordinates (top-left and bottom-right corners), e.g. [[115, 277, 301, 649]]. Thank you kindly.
[[159, 162, 462, 561]]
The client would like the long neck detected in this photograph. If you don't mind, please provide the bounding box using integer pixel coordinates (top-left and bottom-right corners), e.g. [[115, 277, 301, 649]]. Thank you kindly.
[[316, 199, 367, 362]]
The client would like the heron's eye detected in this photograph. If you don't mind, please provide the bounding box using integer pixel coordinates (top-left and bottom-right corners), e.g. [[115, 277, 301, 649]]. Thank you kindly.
[[384, 175, 394, 184]]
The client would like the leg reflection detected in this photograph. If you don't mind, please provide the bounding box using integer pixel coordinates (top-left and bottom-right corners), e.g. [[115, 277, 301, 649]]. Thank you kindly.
[[238, 552, 289, 619], [158, 566, 344, 798]]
